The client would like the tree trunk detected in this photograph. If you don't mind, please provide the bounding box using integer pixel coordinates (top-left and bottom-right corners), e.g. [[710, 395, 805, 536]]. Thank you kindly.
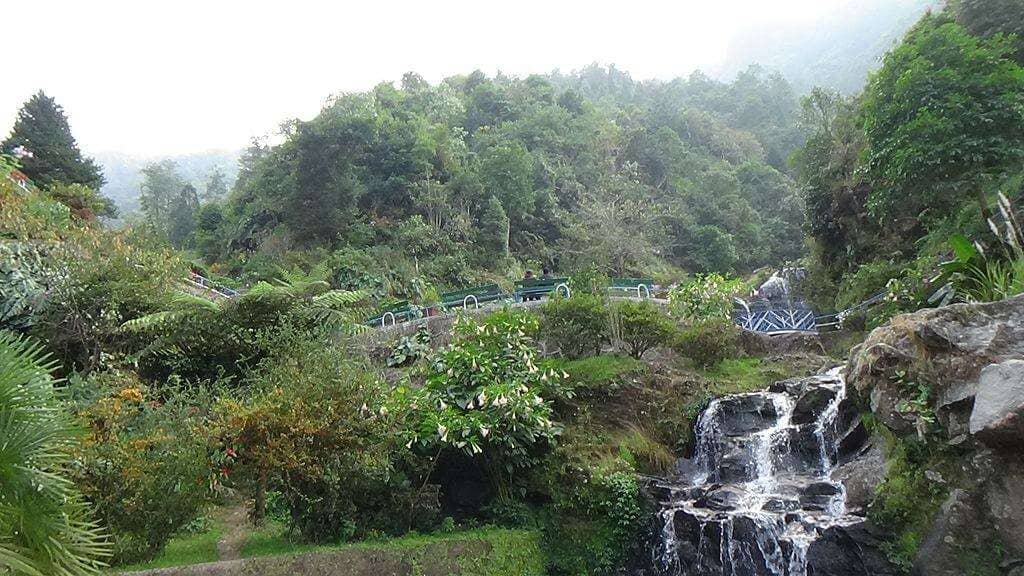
[[252, 475, 267, 526]]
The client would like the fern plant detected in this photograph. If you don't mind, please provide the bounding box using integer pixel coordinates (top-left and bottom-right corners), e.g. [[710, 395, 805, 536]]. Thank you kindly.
[[0, 331, 110, 575]]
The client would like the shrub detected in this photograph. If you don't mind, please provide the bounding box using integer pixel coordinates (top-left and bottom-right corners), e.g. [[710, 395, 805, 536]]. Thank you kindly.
[[538, 463, 645, 576], [68, 370, 211, 564], [387, 326, 432, 367], [0, 332, 110, 576], [674, 319, 741, 368], [539, 295, 609, 359], [611, 300, 676, 359], [211, 337, 434, 543], [668, 273, 742, 322], [869, 435, 950, 571]]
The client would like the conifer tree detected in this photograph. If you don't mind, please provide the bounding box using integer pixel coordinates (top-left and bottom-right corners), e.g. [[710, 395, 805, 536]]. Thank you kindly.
[[1, 91, 104, 190]]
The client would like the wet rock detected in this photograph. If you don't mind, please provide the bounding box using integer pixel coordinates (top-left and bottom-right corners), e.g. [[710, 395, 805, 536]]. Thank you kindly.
[[717, 441, 756, 483], [695, 486, 747, 511], [770, 377, 808, 395], [793, 386, 838, 424], [762, 497, 799, 512], [775, 425, 828, 474], [646, 483, 674, 503], [831, 439, 887, 514], [716, 394, 779, 436], [673, 456, 700, 480], [799, 481, 843, 511], [805, 521, 899, 576], [969, 359, 1024, 449]]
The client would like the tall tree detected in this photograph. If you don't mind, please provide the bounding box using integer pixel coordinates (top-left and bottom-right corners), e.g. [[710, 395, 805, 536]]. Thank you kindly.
[[203, 167, 228, 202], [138, 160, 185, 236], [1, 91, 104, 190], [167, 184, 199, 248], [861, 14, 1024, 225]]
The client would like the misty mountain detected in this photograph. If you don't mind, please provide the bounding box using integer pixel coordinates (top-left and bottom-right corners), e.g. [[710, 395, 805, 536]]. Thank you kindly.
[[715, 0, 940, 93], [93, 149, 240, 215]]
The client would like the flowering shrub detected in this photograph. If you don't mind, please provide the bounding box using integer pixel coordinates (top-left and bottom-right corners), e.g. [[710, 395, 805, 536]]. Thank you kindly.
[[400, 309, 567, 476]]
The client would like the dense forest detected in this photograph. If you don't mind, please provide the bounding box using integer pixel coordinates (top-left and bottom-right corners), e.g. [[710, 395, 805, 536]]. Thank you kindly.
[[4, 1, 1024, 575], [170, 64, 808, 295]]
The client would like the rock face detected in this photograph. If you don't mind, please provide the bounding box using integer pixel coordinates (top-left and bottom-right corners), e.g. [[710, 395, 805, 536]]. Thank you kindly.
[[969, 359, 1024, 448], [638, 371, 893, 576], [846, 294, 1024, 439], [845, 294, 1024, 573]]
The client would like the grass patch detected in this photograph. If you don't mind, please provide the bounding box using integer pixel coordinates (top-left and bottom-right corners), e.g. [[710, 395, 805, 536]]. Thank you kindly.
[[118, 520, 223, 571], [548, 354, 646, 395], [239, 521, 316, 558], [703, 357, 789, 395], [241, 526, 544, 575], [121, 521, 542, 575]]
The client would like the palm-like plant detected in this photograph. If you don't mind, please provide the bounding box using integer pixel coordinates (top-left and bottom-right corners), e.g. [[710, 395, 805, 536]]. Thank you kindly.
[[123, 264, 369, 338], [0, 331, 110, 575]]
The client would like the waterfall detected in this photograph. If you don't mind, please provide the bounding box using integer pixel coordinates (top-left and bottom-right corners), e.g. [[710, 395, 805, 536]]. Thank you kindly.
[[647, 369, 859, 576]]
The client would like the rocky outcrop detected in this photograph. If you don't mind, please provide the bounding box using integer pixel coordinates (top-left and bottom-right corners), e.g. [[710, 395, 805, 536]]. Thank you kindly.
[[805, 521, 898, 576], [845, 294, 1024, 574], [846, 293, 1024, 441], [970, 359, 1024, 448]]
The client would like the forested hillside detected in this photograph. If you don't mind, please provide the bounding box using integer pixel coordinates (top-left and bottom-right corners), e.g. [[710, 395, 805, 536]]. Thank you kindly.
[[187, 66, 805, 297], [795, 1, 1024, 317]]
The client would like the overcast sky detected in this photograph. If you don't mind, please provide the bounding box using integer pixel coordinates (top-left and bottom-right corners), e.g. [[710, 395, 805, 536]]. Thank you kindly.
[[3, 0, 855, 157]]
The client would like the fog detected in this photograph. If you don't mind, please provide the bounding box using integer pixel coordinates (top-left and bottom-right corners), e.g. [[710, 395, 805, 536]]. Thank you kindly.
[[2, 0, 927, 156]]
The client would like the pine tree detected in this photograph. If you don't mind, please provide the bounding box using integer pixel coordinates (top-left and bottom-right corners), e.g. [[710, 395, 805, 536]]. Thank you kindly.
[[1, 91, 105, 189]]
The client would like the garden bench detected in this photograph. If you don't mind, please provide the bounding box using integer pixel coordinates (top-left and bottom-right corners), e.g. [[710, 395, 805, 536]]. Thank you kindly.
[[440, 283, 505, 310], [514, 277, 571, 302], [609, 277, 655, 298], [366, 300, 414, 327]]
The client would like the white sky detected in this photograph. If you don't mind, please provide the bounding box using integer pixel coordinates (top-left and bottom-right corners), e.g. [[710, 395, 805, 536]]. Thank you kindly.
[[3, 0, 845, 157]]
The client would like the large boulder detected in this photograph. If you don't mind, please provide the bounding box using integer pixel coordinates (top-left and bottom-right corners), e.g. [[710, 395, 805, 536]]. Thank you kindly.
[[805, 521, 899, 576], [846, 294, 1024, 437], [845, 294, 1024, 570], [913, 490, 983, 576], [969, 359, 1024, 449], [792, 386, 838, 425], [831, 438, 887, 514]]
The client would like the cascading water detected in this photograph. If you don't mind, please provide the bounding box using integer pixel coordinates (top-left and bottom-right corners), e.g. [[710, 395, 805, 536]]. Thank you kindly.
[[645, 368, 866, 576]]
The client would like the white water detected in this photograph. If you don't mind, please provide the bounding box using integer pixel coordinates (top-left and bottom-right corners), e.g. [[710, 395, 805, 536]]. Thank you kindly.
[[652, 368, 857, 576]]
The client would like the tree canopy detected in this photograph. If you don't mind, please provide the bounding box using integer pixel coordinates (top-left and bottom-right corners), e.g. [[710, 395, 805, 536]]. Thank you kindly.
[[1, 91, 104, 190]]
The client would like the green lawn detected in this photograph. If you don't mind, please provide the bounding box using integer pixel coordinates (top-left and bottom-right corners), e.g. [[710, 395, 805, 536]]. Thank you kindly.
[[118, 521, 223, 572]]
